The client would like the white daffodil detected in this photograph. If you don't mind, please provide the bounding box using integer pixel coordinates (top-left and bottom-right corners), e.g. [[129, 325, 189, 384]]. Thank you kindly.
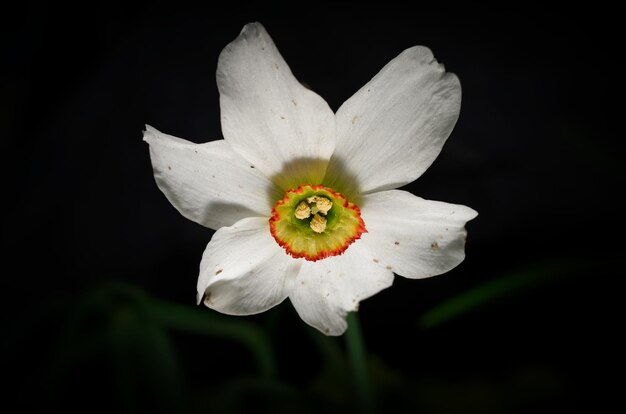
[[144, 23, 477, 335]]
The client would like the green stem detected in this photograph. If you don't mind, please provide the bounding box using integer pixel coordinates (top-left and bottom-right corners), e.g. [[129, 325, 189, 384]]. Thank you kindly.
[[345, 312, 374, 412]]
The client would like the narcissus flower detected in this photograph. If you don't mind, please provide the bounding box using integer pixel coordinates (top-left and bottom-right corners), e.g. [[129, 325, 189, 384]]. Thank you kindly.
[[145, 23, 477, 335]]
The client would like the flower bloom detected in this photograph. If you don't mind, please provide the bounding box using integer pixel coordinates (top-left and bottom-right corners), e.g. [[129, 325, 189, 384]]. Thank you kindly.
[[145, 23, 477, 335]]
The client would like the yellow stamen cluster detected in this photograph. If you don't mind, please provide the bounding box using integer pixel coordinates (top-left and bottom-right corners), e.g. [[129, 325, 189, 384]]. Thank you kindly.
[[295, 196, 333, 233], [270, 184, 366, 261]]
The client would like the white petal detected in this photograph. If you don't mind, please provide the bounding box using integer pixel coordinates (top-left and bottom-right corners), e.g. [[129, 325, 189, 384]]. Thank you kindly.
[[289, 243, 394, 335], [197, 217, 301, 315], [217, 23, 336, 190], [144, 125, 281, 230], [325, 46, 461, 196], [359, 190, 477, 279]]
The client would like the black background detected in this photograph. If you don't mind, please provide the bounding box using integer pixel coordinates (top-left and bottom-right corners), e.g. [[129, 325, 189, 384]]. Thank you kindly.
[[3, 2, 624, 413]]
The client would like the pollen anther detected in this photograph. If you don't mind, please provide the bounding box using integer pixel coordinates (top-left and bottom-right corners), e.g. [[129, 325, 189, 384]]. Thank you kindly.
[[315, 197, 332, 214], [310, 213, 327, 233], [295, 201, 311, 219]]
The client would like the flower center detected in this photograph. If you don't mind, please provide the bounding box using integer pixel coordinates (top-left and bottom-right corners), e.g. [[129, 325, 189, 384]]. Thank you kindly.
[[293, 195, 333, 233], [269, 185, 366, 261]]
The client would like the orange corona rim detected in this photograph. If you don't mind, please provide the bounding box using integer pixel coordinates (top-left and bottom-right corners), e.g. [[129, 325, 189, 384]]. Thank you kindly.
[[269, 185, 366, 261]]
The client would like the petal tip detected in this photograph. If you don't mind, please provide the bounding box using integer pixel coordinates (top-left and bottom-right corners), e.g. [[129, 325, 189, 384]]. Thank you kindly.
[[401, 45, 436, 68], [407, 45, 434, 58], [314, 320, 347, 336], [326, 328, 347, 337], [239, 22, 267, 39], [142, 124, 159, 143], [463, 206, 479, 221], [404, 46, 460, 85], [469, 208, 479, 220]]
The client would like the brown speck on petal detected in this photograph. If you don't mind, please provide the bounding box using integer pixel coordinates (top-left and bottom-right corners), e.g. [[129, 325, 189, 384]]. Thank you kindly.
[[373, 259, 379, 263], [431, 241, 439, 250], [292, 99, 297, 106], [250, 165, 255, 168], [215, 269, 223, 275], [167, 165, 171, 170], [386, 266, 393, 270], [394, 241, 400, 245], [351, 115, 358, 125]]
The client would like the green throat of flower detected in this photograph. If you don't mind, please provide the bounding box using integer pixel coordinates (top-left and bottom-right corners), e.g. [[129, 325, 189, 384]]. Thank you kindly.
[[269, 185, 366, 261]]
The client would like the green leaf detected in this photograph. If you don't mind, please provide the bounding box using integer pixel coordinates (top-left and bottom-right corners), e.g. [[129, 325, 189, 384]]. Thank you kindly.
[[419, 260, 585, 329], [147, 296, 277, 379]]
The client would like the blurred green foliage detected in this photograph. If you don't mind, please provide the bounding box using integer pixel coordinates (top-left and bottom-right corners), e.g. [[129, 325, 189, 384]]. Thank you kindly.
[[419, 260, 584, 329], [5, 258, 597, 413]]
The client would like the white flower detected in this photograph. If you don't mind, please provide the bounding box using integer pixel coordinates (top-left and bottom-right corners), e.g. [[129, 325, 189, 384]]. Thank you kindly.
[[144, 23, 477, 335]]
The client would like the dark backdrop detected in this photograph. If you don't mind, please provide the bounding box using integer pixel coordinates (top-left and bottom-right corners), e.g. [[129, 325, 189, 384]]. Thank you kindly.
[[3, 2, 623, 413]]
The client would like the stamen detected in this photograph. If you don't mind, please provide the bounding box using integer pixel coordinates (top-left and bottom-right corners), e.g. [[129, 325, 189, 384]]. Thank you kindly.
[[315, 197, 332, 215], [295, 201, 311, 219], [310, 213, 327, 233]]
